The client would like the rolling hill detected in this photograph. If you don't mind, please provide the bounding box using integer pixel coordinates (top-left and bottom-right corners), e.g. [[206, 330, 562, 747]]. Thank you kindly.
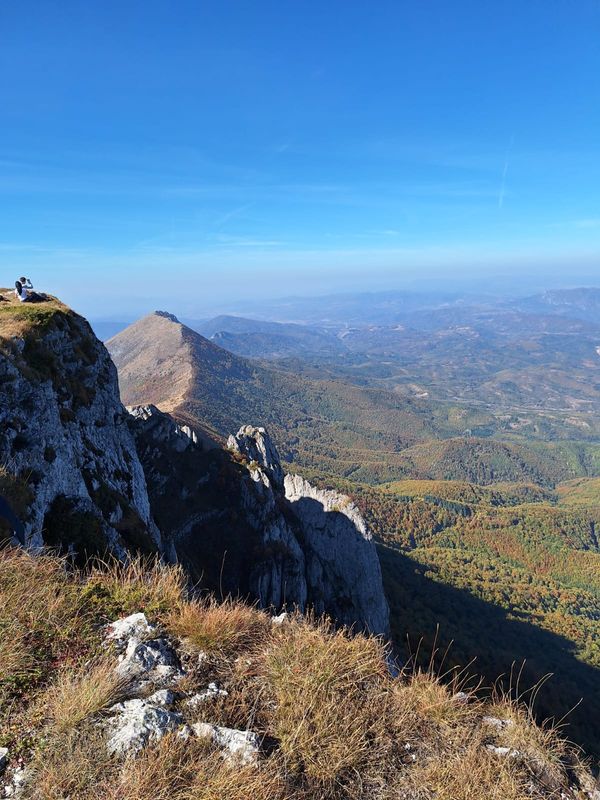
[[107, 311, 448, 472]]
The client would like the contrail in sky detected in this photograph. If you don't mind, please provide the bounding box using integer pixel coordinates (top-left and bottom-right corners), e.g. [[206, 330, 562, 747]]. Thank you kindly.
[[498, 136, 514, 209]]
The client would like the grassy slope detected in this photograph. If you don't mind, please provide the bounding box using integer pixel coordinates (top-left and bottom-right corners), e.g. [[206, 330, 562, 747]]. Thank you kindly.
[[0, 549, 596, 799]]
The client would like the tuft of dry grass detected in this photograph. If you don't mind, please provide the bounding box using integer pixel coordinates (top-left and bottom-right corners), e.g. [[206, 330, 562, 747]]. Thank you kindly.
[[0, 548, 88, 708], [420, 741, 531, 800], [106, 735, 289, 800], [166, 596, 271, 659], [484, 697, 571, 794], [105, 735, 206, 800], [261, 615, 394, 792], [392, 669, 480, 738], [32, 657, 131, 734], [82, 555, 187, 622]]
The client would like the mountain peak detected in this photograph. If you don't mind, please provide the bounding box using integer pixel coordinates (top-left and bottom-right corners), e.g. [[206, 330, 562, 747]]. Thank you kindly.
[[153, 310, 180, 323]]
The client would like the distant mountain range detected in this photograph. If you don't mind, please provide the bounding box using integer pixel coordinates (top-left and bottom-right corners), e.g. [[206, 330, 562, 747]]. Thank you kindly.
[[191, 315, 345, 359], [107, 307, 600, 486]]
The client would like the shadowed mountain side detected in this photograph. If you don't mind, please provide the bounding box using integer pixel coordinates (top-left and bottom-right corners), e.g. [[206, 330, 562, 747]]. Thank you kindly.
[[378, 542, 600, 758], [129, 409, 389, 635]]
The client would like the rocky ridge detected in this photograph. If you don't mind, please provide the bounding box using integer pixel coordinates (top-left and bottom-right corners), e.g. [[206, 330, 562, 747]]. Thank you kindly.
[[130, 409, 390, 636]]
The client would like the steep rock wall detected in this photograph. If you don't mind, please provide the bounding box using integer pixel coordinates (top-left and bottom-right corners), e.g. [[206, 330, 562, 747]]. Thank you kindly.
[[229, 426, 390, 635], [0, 304, 163, 556]]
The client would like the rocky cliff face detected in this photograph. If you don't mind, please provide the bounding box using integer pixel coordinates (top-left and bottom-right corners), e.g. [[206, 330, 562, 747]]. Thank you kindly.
[[229, 426, 390, 636], [0, 299, 164, 557]]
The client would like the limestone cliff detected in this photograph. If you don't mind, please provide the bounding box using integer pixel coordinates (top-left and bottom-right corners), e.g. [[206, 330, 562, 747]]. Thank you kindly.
[[0, 297, 164, 557], [229, 426, 390, 636]]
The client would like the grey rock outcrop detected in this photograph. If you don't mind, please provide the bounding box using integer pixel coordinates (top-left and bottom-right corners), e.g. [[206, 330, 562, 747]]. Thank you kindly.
[[107, 698, 184, 755], [229, 425, 390, 636], [192, 723, 261, 765], [228, 425, 284, 488], [0, 306, 163, 555], [128, 404, 200, 451]]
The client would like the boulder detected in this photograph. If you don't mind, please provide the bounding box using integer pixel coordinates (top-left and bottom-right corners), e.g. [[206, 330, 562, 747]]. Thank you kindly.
[[107, 698, 184, 755], [116, 636, 185, 688]]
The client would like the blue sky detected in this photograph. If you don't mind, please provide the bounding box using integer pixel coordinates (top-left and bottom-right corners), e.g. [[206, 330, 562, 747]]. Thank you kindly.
[[1, 0, 599, 318]]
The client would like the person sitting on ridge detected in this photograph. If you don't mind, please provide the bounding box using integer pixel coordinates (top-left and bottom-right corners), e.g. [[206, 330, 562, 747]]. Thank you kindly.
[[15, 277, 33, 302], [15, 277, 46, 303]]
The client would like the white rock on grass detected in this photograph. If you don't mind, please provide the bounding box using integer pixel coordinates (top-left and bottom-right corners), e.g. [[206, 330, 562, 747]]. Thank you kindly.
[[147, 689, 176, 707], [486, 744, 520, 758], [106, 613, 154, 649], [192, 723, 260, 765], [4, 766, 28, 798], [186, 683, 228, 710], [107, 698, 184, 756], [452, 691, 470, 705]]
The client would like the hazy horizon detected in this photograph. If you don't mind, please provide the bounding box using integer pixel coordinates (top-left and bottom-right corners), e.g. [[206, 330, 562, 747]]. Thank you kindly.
[[85, 274, 600, 329]]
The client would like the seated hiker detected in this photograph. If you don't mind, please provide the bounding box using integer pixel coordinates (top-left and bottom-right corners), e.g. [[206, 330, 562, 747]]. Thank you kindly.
[[15, 277, 46, 303], [15, 277, 32, 302]]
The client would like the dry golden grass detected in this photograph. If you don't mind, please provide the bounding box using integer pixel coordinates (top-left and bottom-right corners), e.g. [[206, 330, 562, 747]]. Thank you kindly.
[[22, 726, 117, 800], [1, 552, 594, 800], [484, 698, 571, 794], [166, 596, 271, 658], [0, 293, 66, 340], [419, 742, 531, 800], [105, 735, 205, 800], [83, 555, 187, 621], [261, 615, 395, 793], [395, 669, 478, 728], [105, 735, 289, 800], [0, 549, 88, 708], [32, 658, 131, 734]]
